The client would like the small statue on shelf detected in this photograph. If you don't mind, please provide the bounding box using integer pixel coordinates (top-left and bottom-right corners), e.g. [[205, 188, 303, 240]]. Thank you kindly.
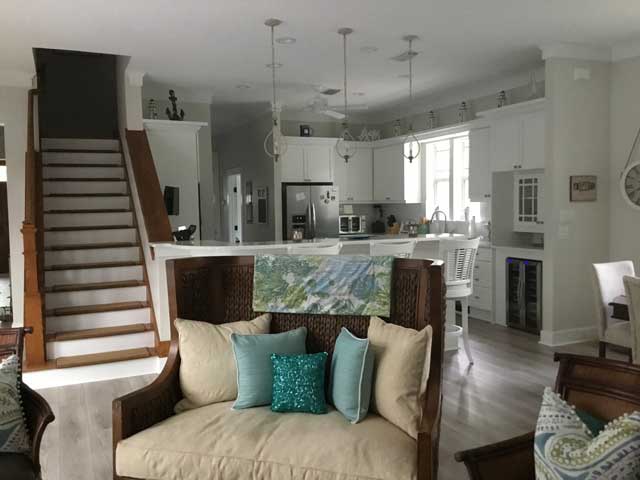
[[165, 90, 185, 121]]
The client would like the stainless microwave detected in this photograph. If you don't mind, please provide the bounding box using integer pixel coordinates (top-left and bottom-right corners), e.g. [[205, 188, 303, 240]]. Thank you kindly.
[[339, 215, 367, 235]]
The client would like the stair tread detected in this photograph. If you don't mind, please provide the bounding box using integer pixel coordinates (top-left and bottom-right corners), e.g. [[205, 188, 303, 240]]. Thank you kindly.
[[44, 193, 130, 198], [45, 225, 133, 232], [46, 323, 152, 342], [44, 209, 131, 214], [46, 300, 149, 317], [55, 347, 153, 369], [43, 149, 121, 154], [45, 242, 139, 251], [43, 163, 123, 167], [43, 177, 125, 182], [45, 260, 142, 271], [45, 279, 145, 293]]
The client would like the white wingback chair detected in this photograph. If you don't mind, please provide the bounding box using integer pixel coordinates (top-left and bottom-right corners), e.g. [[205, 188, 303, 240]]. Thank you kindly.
[[438, 237, 480, 364], [592, 261, 635, 358], [369, 240, 416, 258], [623, 275, 640, 365], [287, 242, 342, 255]]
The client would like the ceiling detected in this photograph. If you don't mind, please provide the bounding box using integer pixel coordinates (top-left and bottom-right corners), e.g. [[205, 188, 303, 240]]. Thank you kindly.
[[3, 0, 640, 126]]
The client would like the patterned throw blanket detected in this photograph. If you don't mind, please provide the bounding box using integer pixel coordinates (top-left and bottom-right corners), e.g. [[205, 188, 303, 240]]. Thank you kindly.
[[253, 255, 393, 316]]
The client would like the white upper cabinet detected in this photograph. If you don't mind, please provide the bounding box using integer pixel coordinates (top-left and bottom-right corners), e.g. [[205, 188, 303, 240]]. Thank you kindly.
[[513, 172, 544, 233], [469, 127, 492, 201], [373, 143, 405, 202], [279, 139, 333, 183], [521, 110, 545, 170], [343, 146, 373, 202], [491, 118, 521, 172]]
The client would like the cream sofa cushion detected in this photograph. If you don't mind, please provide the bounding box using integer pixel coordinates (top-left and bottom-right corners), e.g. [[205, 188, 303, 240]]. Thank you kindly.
[[368, 316, 432, 440], [174, 314, 270, 412], [116, 401, 417, 480]]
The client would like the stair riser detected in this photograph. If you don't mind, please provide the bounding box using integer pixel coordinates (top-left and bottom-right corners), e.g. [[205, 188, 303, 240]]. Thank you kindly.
[[45, 228, 137, 247], [42, 152, 122, 165], [45, 265, 144, 286], [45, 247, 140, 267], [43, 180, 127, 195], [42, 138, 120, 151], [46, 331, 154, 359], [44, 196, 130, 211], [45, 286, 147, 309], [43, 166, 125, 179], [44, 212, 133, 228], [46, 308, 151, 334]]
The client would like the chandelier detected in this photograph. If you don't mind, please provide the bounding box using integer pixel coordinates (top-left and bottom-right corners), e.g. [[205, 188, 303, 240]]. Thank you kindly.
[[335, 28, 357, 163], [263, 18, 287, 162], [402, 35, 421, 163]]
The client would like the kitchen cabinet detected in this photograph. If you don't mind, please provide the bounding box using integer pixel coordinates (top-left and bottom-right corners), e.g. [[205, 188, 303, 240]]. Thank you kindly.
[[491, 118, 521, 172], [279, 140, 333, 183], [373, 143, 405, 202], [469, 127, 492, 201], [521, 110, 545, 170], [335, 145, 373, 202], [470, 245, 493, 318], [513, 172, 544, 233]]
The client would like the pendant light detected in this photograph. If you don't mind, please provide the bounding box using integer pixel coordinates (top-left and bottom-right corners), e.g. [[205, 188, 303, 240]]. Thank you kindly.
[[263, 18, 287, 162], [335, 27, 357, 163], [402, 35, 420, 163]]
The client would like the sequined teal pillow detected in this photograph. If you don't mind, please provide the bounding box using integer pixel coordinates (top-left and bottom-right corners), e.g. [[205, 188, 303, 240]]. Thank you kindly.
[[271, 352, 328, 414]]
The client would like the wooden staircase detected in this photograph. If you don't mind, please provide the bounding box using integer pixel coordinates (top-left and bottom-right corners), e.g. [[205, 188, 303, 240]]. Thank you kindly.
[[38, 137, 156, 369]]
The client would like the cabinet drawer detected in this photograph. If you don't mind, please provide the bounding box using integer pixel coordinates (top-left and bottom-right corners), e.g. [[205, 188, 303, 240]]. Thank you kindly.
[[469, 285, 492, 311], [476, 247, 492, 262], [473, 260, 492, 287]]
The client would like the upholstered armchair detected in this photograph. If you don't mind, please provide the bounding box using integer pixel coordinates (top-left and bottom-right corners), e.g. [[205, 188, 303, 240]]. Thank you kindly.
[[454, 353, 640, 479]]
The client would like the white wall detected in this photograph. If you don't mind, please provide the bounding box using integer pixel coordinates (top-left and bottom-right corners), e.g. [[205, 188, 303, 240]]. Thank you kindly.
[[609, 57, 640, 270], [0, 86, 28, 326], [541, 58, 611, 345]]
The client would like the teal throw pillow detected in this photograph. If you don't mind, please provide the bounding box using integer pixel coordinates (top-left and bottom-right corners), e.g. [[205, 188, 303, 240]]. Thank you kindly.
[[329, 328, 374, 423], [0, 355, 30, 453], [271, 352, 328, 414], [576, 408, 606, 437], [535, 387, 640, 479], [231, 327, 307, 409]]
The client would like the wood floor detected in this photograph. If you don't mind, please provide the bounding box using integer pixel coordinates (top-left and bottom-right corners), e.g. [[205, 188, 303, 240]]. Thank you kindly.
[[36, 319, 623, 480]]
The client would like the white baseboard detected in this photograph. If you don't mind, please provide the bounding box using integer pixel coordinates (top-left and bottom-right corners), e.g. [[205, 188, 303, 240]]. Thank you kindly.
[[23, 356, 166, 390], [539, 326, 598, 347]]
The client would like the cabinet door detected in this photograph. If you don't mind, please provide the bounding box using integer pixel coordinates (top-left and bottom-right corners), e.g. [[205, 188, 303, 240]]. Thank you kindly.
[[304, 144, 333, 182], [333, 153, 349, 200], [521, 110, 545, 169], [491, 118, 521, 172], [469, 127, 492, 201], [373, 144, 404, 202], [280, 144, 305, 182], [346, 147, 373, 202], [513, 173, 544, 233]]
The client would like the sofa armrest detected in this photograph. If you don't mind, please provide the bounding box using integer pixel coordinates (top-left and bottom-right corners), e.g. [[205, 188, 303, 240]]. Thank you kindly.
[[21, 382, 55, 473], [454, 431, 535, 480], [416, 390, 442, 480]]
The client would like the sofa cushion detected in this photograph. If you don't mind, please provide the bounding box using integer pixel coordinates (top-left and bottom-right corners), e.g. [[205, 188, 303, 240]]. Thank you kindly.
[[368, 316, 432, 440], [174, 314, 271, 412], [116, 401, 417, 480], [271, 352, 328, 414], [0, 355, 30, 453]]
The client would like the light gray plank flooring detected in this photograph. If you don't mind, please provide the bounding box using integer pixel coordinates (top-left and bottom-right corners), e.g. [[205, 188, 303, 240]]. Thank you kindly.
[[36, 320, 623, 480]]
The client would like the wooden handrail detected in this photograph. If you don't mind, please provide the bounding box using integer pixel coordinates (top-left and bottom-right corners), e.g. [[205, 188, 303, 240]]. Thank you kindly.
[[22, 89, 46, 367]]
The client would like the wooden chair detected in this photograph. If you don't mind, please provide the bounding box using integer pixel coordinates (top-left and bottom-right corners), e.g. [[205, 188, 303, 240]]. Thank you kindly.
[[113, 255, 445, 480], [455, 353, 640, 479], [0, 327, 55, 480], [623, 275, 640, 364], [592, 261, 635, 360]]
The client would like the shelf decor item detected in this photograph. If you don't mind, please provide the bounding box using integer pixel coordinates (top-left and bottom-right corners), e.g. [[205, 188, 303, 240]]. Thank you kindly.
[[335, 27, 358, 163], [263, 18, 288, 163], [299, 125, 312, 137], [147, 98, 158, 119], [570, 175, 597, 202], [497, 90, 507, 108], [458, 101, 468, 123], [401, 35, 421, 163], [528, 71, 539, 100], [427, 110, 437, 129], [165, 90, 185, 121]]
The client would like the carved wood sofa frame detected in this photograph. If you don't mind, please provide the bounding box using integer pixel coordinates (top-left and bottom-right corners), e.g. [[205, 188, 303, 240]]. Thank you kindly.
[[455, 353, 640, 480], [113, 255, 445, 480]]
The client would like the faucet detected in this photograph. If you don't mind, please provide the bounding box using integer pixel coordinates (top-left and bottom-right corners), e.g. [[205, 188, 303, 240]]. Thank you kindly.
[[430, 207, 448, 234]]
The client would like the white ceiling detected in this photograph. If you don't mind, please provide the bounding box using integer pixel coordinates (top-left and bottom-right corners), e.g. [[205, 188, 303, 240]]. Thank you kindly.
[[3, 0, 640, 125]]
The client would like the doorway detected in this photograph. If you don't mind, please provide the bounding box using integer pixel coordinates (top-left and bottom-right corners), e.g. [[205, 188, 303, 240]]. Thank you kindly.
[[224, 171, 243, 243], [0, 126, 11, 324]]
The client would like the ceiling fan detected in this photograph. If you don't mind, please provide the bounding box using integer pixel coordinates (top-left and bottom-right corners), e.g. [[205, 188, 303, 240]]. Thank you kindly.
[[305, 94, 368, 120]]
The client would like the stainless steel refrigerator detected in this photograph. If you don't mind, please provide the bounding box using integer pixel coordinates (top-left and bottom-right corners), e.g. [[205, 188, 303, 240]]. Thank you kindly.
[[282, 183, 339, 240]]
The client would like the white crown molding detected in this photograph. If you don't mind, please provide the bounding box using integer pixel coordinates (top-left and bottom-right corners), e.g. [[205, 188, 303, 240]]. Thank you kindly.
[[126, 70, 146, 87], [540, 42, 611, 62], [0, 69, 34, 88], [612, 39, 640, 62]]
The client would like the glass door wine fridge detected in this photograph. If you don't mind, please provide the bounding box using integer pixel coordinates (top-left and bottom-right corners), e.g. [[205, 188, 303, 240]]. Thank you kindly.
[[506, 258, 542, 334]]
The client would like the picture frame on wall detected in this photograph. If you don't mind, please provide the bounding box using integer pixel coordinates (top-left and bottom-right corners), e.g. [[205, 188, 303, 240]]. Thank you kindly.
[[570, 175, 597, 202], [257, 186, 268, 224]]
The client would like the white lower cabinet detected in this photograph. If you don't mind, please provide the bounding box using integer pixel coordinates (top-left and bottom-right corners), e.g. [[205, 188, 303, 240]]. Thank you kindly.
[[470, 246, 493, 319]]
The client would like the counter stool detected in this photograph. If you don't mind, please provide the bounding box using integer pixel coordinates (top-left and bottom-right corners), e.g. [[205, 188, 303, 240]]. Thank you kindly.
[[287, 242, 342, 255], [438, 237, 480, 365], [369, 239, 416, 258]]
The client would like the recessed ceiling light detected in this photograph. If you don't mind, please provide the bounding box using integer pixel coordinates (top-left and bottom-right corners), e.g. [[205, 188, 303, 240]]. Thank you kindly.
[[235, 83, 252, 89], [276, 36, 296, 45], [353, 91, 365, 96], [360, 46, 378, 54], [266, 62, 283, 69]]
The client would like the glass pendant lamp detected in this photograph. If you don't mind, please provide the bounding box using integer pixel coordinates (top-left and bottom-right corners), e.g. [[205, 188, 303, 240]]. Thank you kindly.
[[335, 28, 357, 163], [402, 35, 421, 163], [263, 18, 288, 162]]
